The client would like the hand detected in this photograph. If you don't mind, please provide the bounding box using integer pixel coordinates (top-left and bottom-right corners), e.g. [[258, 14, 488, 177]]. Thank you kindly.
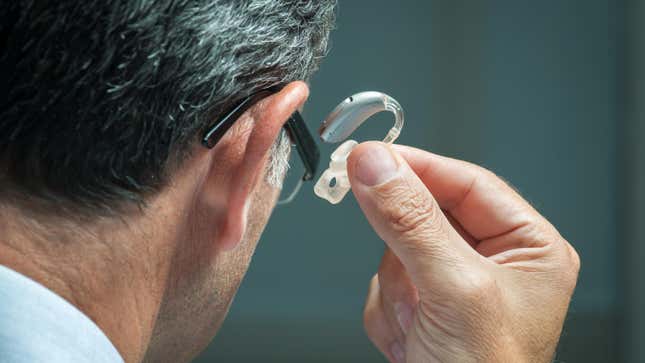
[[347, 142, 580, 363]]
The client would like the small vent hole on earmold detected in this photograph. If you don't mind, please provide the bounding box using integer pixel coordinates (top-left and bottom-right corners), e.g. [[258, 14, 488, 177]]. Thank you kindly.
[[329, 177, 337, 188]]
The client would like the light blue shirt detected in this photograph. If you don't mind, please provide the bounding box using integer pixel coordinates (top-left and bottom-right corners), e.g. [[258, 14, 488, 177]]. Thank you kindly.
[[0, 264, 124, 363]]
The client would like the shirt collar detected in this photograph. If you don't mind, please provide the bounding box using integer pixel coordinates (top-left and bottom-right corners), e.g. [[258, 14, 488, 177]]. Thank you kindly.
[[0, 264, 124, 363]]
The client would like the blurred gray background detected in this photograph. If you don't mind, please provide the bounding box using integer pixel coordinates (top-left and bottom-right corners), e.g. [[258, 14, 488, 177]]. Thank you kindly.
[[196, 0, 644, 362]]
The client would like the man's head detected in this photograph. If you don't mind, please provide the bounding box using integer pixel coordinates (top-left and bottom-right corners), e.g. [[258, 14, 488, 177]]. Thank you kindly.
[[0, 1, 335, 362]]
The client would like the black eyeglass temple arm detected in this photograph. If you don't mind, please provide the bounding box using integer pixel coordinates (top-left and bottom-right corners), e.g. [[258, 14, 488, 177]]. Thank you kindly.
[[284, 111, 320, 181]]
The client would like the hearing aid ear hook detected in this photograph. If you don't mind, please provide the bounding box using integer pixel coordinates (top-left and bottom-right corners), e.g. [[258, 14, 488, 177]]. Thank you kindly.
[[314, 91, 404, 204]]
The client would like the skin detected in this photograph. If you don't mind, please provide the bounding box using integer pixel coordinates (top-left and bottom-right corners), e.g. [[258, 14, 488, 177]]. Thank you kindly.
[[0, 81, 309, 363], [347, 142, 580, 363], [0, 80, 580, 363]]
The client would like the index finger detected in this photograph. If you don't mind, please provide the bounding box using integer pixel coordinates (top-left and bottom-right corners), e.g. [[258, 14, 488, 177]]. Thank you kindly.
[[391, 144, 539, 241]]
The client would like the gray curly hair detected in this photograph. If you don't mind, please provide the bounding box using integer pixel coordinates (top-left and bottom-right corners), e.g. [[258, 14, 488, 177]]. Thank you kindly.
[[0, 0, 336, 213]]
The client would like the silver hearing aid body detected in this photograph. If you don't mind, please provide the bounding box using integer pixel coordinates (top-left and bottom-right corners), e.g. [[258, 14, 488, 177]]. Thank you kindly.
[[314, 91, 404, 204]]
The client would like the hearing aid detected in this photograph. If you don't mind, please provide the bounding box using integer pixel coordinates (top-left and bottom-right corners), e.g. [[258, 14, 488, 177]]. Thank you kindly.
[[314, 91, 404, 204]]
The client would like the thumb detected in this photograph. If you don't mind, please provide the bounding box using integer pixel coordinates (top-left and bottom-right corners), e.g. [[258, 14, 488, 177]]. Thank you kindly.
[[347, 142, 479, 288]]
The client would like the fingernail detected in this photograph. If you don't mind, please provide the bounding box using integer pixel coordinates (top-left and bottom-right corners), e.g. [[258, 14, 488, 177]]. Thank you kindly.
[[355, 144, 398, 186], [394, 302, 413, 334], [390, 341, 405, 363]]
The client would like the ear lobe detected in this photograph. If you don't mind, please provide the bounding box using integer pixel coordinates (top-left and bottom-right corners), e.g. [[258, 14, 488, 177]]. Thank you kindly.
[[216, 81, 310, 251], [217, 198, 251, 252]]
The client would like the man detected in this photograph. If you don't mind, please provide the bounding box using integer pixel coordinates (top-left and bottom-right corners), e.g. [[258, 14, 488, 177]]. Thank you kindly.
[[0, 1, 580, 363]]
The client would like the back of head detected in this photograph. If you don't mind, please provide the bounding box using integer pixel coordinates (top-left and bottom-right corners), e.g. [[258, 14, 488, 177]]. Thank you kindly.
[[0, 0, 335, 216]]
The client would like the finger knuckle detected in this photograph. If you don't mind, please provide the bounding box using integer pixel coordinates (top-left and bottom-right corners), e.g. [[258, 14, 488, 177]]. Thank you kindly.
[[363, 276, 379, 328], [474, 163, 524, 197], [456, 158, 487, 175], [362, 304, 380, 338], [473, 164, 496, 181], [464, 161, 498, 185], [520, 222, 552, 248], [564, 240, 581, 284], [568, 243, 581, 271], [376, 181, 443, 238]]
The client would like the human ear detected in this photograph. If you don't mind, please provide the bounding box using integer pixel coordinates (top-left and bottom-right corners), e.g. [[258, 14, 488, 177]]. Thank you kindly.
[[211, 81, 309, 251]]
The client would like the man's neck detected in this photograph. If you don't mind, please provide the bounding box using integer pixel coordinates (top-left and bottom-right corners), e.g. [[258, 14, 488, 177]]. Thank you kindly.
[[0, 206, 174, 363]]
